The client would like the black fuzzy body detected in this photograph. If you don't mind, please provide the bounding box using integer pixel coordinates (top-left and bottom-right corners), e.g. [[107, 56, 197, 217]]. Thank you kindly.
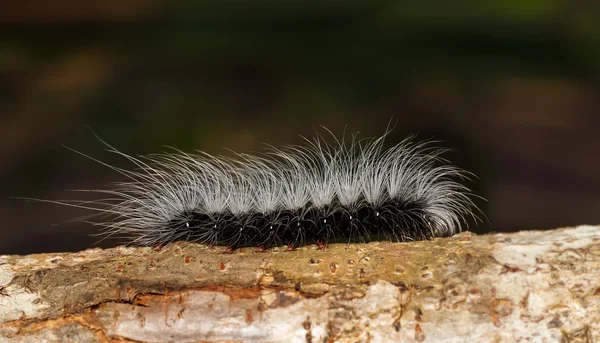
[[167, 197, 434, 249]]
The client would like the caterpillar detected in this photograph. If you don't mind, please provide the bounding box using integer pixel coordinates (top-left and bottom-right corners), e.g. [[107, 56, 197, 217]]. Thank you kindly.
[[57, 126, 482, 250]]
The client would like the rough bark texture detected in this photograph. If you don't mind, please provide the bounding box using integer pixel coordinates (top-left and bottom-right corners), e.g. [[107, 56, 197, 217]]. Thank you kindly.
[[1, 225, 599, 343]]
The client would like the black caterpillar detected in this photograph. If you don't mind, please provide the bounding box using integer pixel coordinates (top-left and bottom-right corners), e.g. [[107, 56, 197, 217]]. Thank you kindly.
[[55, 128, 481, 249]]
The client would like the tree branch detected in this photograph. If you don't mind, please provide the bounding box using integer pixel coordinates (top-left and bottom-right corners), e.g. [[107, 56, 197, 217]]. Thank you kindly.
[[1, 225, 599, 342]]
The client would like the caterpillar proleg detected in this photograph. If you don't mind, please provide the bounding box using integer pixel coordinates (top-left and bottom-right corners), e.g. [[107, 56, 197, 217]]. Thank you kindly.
[[58, 126, 482, 250]]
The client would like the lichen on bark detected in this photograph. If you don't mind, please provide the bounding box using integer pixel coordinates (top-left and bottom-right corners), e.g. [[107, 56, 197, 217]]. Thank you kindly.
[[1, 225, 599, 342]]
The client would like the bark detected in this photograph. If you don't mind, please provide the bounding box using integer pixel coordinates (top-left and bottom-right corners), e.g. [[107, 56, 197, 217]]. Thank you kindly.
[[1, 225, 599, 343]]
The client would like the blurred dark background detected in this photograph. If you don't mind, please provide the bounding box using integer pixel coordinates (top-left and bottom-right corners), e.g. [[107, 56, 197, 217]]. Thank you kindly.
[[2, 1, 599, 255]]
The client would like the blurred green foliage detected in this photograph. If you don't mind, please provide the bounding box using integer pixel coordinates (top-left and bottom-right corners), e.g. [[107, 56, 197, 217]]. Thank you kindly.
[[1, 1, 599, 253]]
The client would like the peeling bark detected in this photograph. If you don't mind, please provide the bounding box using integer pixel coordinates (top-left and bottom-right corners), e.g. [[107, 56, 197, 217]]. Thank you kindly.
[[1, 225, 599, 342]]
